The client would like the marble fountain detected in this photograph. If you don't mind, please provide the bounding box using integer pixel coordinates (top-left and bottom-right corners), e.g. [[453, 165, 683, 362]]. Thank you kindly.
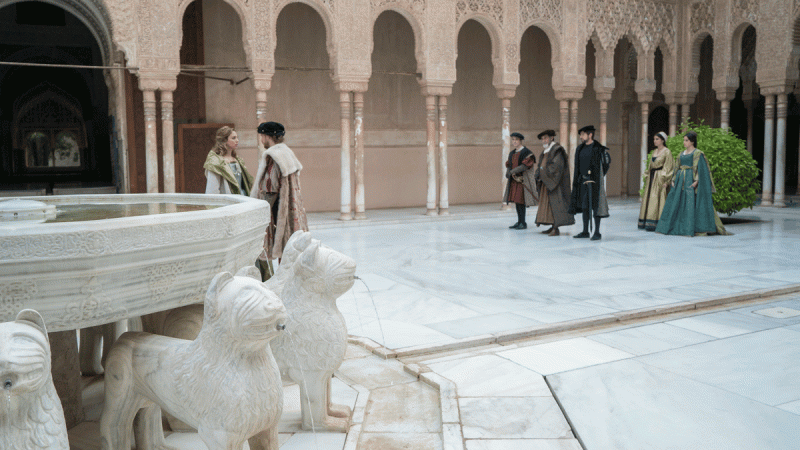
[[1, 194, 360, 450]]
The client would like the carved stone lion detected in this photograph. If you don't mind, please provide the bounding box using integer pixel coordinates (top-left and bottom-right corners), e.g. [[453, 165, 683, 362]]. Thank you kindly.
[[265, 231, 356, 432], [100, 269, 287, 450], [0, 309, 69, 450]]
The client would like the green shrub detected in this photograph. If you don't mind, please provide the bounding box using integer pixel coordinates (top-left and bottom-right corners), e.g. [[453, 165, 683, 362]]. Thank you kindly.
[[642, 121, 760, 215]]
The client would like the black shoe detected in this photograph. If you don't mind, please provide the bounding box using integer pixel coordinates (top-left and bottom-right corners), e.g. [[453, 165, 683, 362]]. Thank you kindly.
[[541, 227, 553, 234], [509, 222, 521, 229], [517, 223, 527, 230], [591, 232, 602, 241], [574, 231, 590, 238]]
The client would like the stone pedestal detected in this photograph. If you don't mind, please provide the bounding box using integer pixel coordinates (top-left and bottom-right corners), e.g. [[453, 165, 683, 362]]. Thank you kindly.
[[49, 330, 84, 429]]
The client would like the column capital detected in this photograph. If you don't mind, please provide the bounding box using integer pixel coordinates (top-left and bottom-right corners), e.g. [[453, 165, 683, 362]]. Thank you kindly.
[[554, 89, 584, 101], [715, 87, 737, 102], [334, 78, 369, 93], [494, 84, 517, 100], [252, 73, 272, 92], [419, 81, 453, 97], [634, 79, 656, 98], [138, 70, 178, 92], [759, 82, 792, 97], [593, 76, 615, 101]]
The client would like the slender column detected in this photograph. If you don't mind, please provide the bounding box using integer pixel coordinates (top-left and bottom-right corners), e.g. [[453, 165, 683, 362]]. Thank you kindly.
[[720, 100, 731, 129], [501, 97, 512, 208], [745, 97, 754, 153], [621, 105, 630, 197], [668, 103, 678, 136], [598, 99, 609, 146], [774, 93, 788, 207], [761, 94, 775, 206], [256, 89, 269, 123], [142, 89, 159, 193], [160, 90, 175, 193], [682, 103, 691, 124], [559, 100, 570, 177], [425, 95, 438, 215], [353, 92, 366, 219], [438, 96, 449, 215], [569, 100, 579, 156], [339, 91, 352, 220], [640, 102, 650, 187]]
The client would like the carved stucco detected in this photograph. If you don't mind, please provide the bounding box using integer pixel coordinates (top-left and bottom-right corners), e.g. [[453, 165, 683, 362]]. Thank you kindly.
[[587, 0, 676, 54], [519, 0, 561, 30], [732, 0, 758, 25], [691, 0, 713, 35], [456, 0, 504, 28]]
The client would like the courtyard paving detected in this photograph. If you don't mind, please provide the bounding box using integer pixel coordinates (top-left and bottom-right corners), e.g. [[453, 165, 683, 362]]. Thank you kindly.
[[68, 199, 800, 449]]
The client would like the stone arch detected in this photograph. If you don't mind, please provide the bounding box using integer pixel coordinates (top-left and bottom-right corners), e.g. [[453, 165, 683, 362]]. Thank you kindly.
[[455, 14, 503, 83], [275, 0, 336, 71], [176, 0, 252, 68], [727, 22, 757, 85], [656, 39, 675, 97], [0, 0, 113, 64], [689, 31, 713, 93], [370, 6, 426, 78], [520, 22, 562, 87]]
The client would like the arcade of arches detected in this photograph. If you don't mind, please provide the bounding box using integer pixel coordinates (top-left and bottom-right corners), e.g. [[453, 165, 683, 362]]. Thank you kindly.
[[1, 0, 799, 213]]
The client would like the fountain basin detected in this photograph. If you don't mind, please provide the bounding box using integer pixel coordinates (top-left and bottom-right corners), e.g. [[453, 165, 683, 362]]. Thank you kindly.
[[0, 194, 269, 331]]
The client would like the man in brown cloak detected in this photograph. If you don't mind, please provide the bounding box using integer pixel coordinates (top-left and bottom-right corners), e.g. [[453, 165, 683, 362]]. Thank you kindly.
[[534, 130, 575, 235]]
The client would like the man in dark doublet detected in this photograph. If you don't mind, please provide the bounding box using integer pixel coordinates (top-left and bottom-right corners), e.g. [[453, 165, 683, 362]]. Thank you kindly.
[[568, 125, 610, 240], [503, 132, 536, 229], [534, 129, 574, 236]]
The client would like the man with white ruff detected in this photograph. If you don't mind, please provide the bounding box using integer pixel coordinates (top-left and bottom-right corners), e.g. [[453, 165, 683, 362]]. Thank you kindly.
[[251, 121, 309, 280]]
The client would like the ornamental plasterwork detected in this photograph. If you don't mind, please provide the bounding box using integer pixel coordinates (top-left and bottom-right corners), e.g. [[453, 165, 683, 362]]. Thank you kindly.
[[519, 0, 561, 30], [587, 0, 675, 54], [48, 277, 128, 329], [372, 0, 426, 14], [0, 281, 36, 322], [456, 0, 504, 28], [274, 0, 334, 13], [732, 0, 758, 24], [691, 0, 713, 35]]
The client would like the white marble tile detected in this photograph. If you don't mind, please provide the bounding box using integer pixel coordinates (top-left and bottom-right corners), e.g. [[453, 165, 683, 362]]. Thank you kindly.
[[465, 439, 583, 450], [345, 318, 457, 350], [515, 302, 618, 323], [498, 338, 634, 375], [756, 269, 800, 283], [638, 327, 800, 406], [279, 432, 346, 450], [426, 354, 552, 397], [587, 323, 715, 356], [666, 310, 781, 338], [427, 312, 543, 339], [362, 383, 441, 433], [777, 400, 800, 415], [337, 357, 417, 390], [459, 397, 572, 439], [549, 358, 800, 450]]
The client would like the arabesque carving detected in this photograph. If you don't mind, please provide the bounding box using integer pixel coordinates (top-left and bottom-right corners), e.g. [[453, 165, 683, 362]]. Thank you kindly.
[[0, 310, 69, 450], [732, 0, 758, 24], [456, 0, 504, 27], [587, 0, 675, 53], [100, 270, 287, 450], [519, 0, 562, 29], [691, 0, 713, 35], [0, 281, 37, 322]]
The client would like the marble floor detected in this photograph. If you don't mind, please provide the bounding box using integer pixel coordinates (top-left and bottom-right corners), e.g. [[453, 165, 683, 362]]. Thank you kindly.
[[66, 199, 800, 449], [311, 199, 800, 352]]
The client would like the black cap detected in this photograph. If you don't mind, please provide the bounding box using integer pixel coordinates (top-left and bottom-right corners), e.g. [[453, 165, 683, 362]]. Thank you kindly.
[[257, 121, 285, 137], [537, 130, 556, 139], [578, 125, 596, 134], [510, 132, 524, 140]]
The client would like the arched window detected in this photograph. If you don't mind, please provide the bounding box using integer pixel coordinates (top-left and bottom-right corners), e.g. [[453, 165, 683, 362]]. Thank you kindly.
[[13, 88, 86, 170]]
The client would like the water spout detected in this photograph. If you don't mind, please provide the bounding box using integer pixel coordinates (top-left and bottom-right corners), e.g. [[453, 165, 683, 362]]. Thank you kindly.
[[3, 379, 11, 390], [276, 323, 286, 331]]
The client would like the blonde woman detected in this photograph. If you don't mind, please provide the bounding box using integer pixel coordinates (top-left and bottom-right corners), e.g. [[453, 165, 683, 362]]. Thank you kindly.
[[638, 131, 675, 231], [204, 126, 253, 195]]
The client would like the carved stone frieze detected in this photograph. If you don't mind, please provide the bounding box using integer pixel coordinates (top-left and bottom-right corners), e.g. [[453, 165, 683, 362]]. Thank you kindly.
[[48, 277, 128, 329], [732, 0, 758, 24], [456, 0, 504, 28], [0, 281, 37, 322], [372, 0, 426, 13], [519, 0, 561, 29], [587, 0, 676, 53], [691, 0, 713, 35], [147, 261, 187, 303]]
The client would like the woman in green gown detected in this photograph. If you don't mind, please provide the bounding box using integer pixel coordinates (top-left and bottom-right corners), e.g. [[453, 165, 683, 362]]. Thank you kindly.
[[655, 131, 727, 236]]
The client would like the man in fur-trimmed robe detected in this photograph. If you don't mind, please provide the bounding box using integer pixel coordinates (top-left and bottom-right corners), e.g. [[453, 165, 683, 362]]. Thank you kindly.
[[251, 121, 309, 280], [534, 130, 574, 236]]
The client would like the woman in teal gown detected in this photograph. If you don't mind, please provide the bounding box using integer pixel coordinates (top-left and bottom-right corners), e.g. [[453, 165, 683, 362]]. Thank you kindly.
[[655, 131, 727, 236]]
